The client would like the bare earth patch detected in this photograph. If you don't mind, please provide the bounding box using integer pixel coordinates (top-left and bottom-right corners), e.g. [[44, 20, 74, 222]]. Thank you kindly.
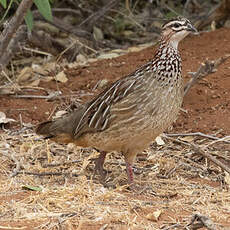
[[0, 28, 230, 229]]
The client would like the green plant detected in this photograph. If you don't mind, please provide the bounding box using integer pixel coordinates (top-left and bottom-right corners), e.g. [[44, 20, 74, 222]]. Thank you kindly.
[[0, 0, 53, 31]]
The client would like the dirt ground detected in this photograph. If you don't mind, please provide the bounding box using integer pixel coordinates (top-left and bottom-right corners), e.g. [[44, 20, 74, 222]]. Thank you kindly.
[[0, 28, 230, 229]]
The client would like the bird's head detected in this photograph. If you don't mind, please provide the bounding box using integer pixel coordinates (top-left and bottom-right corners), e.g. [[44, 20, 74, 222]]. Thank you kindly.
[[161, 17, 197, 49]]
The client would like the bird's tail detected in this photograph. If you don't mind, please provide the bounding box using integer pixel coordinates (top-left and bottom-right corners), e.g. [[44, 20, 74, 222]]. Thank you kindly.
[[36, 120, 55, 136], [35, 117, 76, 143], [35, 106, 86, 143]]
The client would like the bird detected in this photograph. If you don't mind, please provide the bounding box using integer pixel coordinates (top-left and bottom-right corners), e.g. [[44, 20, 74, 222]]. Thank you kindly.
[[36, 17, 197, 186]]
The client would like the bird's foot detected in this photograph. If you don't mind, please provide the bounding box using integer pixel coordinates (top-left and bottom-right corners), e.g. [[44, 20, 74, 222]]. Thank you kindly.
[[125, 162, 140, 191], [125, 162, 149, 193], [126, 162, 134, 184], [93, 151, 107, 180], [94, 162, 107, 179]]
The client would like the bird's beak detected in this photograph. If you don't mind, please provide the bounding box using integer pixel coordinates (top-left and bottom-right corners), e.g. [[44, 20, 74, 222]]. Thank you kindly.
[[187, 24, 198, 34]]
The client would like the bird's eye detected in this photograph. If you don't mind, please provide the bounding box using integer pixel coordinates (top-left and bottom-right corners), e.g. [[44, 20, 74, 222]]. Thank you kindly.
[[174, 23, 180, 28]]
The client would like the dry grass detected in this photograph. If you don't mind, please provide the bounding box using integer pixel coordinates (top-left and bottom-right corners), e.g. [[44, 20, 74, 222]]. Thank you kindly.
[[0, 128, 229, 230]]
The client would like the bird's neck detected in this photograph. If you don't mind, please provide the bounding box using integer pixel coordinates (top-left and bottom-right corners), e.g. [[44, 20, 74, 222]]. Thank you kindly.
[[155, 39, 179, 60], [159, 35, 179, 50], [160, 29, 181, 50]]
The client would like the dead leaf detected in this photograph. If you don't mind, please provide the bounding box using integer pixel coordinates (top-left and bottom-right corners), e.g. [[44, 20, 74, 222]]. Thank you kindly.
[[93, 26, 104, 41], [146, 210, 162, 222], [22, 185, 42, 191], [55, 71, 68, 83], [29, 79, 40, 86], [123, 30, 133, 37], [98, 53, 119, 59], [43, 62, 57, 72], [211, 21, 216, 31], [0, 87, 14, 95], [17, 67, 33, 84], [80, 151, 100, 172], [41, 76, 53, 82], [155, 136, 165, 145], [179, 136, 195, 142], [111, 49, 125, 54], [128, 46, 144, 52], [0, 112, 16, 124], [32, 64, 48, 75]]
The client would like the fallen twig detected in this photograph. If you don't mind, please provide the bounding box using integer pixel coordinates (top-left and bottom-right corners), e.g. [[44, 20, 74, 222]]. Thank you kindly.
[[186, 213, 217, 230], [42, 160, 82, 168], [0, 225, 26, 230], [162, 223, 182, 230], [16, 171, 80, 177], [190, 143, 230, 174], [205, 135, 230, 147], [166, 132, 230, 144], [10, 91, 62, 101], [184, 55, 230, 96], [164, 135, 230, 174]]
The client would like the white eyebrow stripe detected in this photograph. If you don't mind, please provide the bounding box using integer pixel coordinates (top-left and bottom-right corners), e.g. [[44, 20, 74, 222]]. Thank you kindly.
[[163, 19, 188, 29], [164, 21, 182, 27]]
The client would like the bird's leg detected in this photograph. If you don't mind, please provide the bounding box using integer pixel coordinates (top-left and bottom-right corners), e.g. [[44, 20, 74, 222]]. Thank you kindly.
[[94, 151, 107, 179], [126, 162, 134, 185]]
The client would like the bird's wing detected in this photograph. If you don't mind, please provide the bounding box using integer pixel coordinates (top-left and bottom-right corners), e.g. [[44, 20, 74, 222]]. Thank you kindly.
[[73, 63, 158, 137], [73, 76, 137, 137]]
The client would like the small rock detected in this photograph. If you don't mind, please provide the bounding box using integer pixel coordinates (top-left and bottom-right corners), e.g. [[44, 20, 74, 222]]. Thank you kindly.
[[224, 19, 230, 28], [146, 210, 162, 222], [0, 112, 15, 124], [55, 71, 68, 83]]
